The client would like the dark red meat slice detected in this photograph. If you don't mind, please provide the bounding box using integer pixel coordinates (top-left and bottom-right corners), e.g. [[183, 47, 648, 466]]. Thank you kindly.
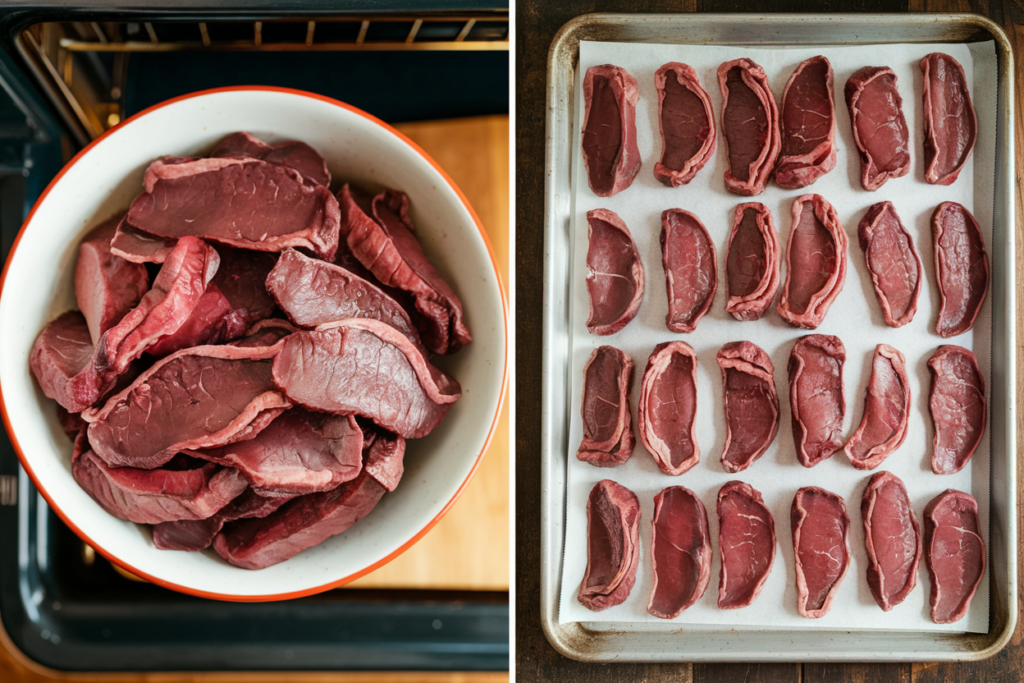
[[845, 344, 910, 470], [58, 406, 86, 441], [576, 345, 634, 467], [717, 58, 781, 196], [858, 202, 922, 328], [777, 194, 847, 329], [581, 64, 641, 197], [862, 471, 921, 611], [845, 67, 911, 191], [789, 335, 846, 468], [585, 208, 644, 335], [725, 202, 780, 321], [578, 479, 641, 611], [654, 62, 716, 187], [660, 209, 716, 333], [717, 481, 775, 609], [638, 341, 699, 476], [928, 345, 986, 475], [792, 486, 850, 619], [648, 486, 711, 619], [933, 202, 989, 337], [232, 318, 298, 348], [153, 488, 294, 552], [143, 284, 247, 357], [921, 53, 977, 186], [211, 131, 331, 188], [776, 56, 837, 189], [209, 245, 278, 323], [717, 341, 779, 473], [924, 489, 985, 624], [29, 311, 115, 413], [110, 218, 176, 264]]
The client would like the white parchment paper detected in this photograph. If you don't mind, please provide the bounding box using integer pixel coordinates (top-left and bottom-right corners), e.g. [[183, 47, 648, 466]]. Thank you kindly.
[[558, 40, 997, 633]]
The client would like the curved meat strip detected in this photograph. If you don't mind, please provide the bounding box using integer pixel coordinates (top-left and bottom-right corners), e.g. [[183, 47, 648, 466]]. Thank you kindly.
[[726, 202, 780, 321], [845, 67, 911, 191], [921, 53, 977, 186], [792, 486, 850, 619], [586, 209, 644, 335], [30, 311, 115, 414], [933, 202, 989, 337], [661, 209, 716, 333], [776, 56, 837, 189], [924, 489, 985, 624], [654, 62, 716, 187], [211, 131, 331, 188], [858, 201, 923, 328], [717, 481, 775, 609], [717, 58, 781, 196], [638, 342, 700, 476], [577, 346, 635, 467], [648, 486, 711, 619], [578, 480, 641, 611], [789, 335, 846, 468], [581, 65, 641, 197], [845, 344, 910, 470], [928, 345, 986, 474], [862, 471, 921, 611], [777, 194, 848, 329], [717, 341, 779, 473]]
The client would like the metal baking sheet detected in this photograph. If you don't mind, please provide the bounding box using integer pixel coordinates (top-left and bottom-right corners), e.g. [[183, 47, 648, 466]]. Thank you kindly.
[[541, 13, 1017, 662]]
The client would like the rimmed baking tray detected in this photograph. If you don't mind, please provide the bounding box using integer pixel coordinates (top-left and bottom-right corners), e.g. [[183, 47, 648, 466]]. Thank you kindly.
[[540, 13, 1016, 663]]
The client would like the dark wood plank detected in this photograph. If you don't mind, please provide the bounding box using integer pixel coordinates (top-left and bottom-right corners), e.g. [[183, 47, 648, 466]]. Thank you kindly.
[[694, 663, 799, 683], [805, 663, 909, 683]]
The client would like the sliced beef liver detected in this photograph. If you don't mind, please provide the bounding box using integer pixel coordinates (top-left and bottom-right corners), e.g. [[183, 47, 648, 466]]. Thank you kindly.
[[725, 202, 780, 321], [577, 345, 634, 467], [776, 56, 837, 189], [858, 201, 922, 328], [861, 471, 921, 611], [30, 311, 115, 413], [578, 479, 641, 611], [232, 318, 298, 348], [928, 345, 986, 475], [792, 486, 850, 619], [933, 202, 989, 338], [654, 62, 716, 187], [845, 344, 910, 470], [638, 341, 700, 476], [660, 209, 716, 333], [717, 58, 781, 196], [581, 64, 641, 197], [789, 335, 846, 467], [718, 481, 775, 609], [921, 53, 977, 186], [845, 67, 911, 191], [585, 208, 644, 336], [110, 217, 176, 264], [777, 194, 847, 329], [211, 131, 331, 188], [648, 486, 710, 619], [143, 283, 248, 357], [924, 489, 985, 624], [153, 488, 294, 552], [717, 341, 779, 473], [209, 245, 278, 323]]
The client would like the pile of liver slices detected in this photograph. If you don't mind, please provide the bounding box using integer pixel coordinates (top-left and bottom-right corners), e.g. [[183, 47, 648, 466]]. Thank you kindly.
[[30, 132, 470, 570]]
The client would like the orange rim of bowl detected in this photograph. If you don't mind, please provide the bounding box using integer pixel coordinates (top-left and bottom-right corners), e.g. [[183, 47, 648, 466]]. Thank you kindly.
[[0, 86, 508, 602]]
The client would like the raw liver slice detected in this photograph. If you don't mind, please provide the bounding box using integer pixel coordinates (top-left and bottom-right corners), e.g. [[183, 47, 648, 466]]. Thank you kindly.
[[928, 345, 986, 474], [660, 209, 716, 333], [776, 56, 837, 189], [581, 65, 641, 197], [789, 335, 846, 468], [717, 481, 775, 609], [933, 202, 989, 337], [654, 62, 716, 187], [211, 131, 331, 188], [845, 344, 910, 470], [29, 311, 115, 413], [921, 53, 977, 186], [586, 208, 644, 335], [777, 194, 847, 329], [862, 471, 921, 611], [858, 201, 923, 328], [578, 479, 641, 611], [792, 486, 850, 619], [725, 202, 780, 321], [638, 341, 700, 476], [717, 58, 781, 196], [717, 341, 779, 473], [648, 486, 711, 619], [143, 283, 247, 358], [577, 346, 635, 467], [924, 489, 985, 624], [209, 245, 278, 323], [153, 488, 294, 552], [845, 67, 911, 191], [110, 218, 176, 264]]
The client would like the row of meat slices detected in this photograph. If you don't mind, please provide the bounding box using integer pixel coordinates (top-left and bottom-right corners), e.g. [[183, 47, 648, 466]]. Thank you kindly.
[[578, 341, 986, 477], [586, 198, 989, 338], [582, 53, 977, 197], [578, 477, 985, 625]]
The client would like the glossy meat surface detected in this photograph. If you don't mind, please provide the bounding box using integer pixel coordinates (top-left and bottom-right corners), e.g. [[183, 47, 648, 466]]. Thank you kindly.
[[789, 335, 846, 467], [717, 341, 779, 473], [648, 486, 711, 619], [777, 56, 837, 189], [921, 53, 977, 185], [845, 66, 911, 191], [717, 58, 781, 196], [638, 342, 700, 476], [862, 471, 921, 611], [578, 480, 641, 611], [586, 209, 644, 335], [777, 194, 847, 329], [654, 62, 716, 187], [933, 202, 989, 337], [577, 346, 635, 467], [924, 489, 985, 624], [660, 209, 716, 333], [717, 481, 775, 609], [845, 344, 910, 470], [211, 131, 331, 188], [792, 486, 850, 618], [581, 65, 641, 197], [858, 202, 922, 327], [725, 203, 779, 321], [928, 345, 986, 474]]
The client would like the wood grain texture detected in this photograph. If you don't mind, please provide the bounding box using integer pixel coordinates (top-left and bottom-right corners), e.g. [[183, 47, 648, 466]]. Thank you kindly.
[[694, 663, 799, 682]]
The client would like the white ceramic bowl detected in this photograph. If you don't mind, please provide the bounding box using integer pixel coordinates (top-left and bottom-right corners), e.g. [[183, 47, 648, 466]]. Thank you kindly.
[[0, 87, 507, 601]]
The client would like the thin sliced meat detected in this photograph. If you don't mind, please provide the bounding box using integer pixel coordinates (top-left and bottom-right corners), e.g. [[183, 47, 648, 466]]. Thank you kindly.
[[777, 194, 847, 329], [232, 318, 298, 348], [110, 218, 176, 264], [845, 67, 911, 191], [933, 202, 989, 337], [153, 488, 295, 552], [789, 335, 846, 468], [211, 131, 331, 188], [586, 208, 644, 335], [209, 245, 278, 323], [924, 489, 985, 624], [717, 481, 775, 609], [792, 486, 850, 619], [577, 346, 634, 467], [638, 341, 700, 476], [858, 202, 922, 328], [648, 486, 711, 619], [143, 283, 247, 357], [654, 62, 716, 187], [578, 479, 641, 611], [717, 58, 781, 196], [845, 344, 910, 470], [776, 56, 837, 189], [581, 64, 641, 197], [862, 471, 921, 611], [921, 53, 977, 186], [30, 311, 115, 413], [717, 341, 779, 473], [928, 345, 986, 474], [661, 209, 716, 333], [725, 202, 780, 321]]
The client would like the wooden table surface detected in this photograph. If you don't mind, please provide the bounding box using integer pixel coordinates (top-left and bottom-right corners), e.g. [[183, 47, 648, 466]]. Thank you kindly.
[[515, 2, 1024, 682]]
